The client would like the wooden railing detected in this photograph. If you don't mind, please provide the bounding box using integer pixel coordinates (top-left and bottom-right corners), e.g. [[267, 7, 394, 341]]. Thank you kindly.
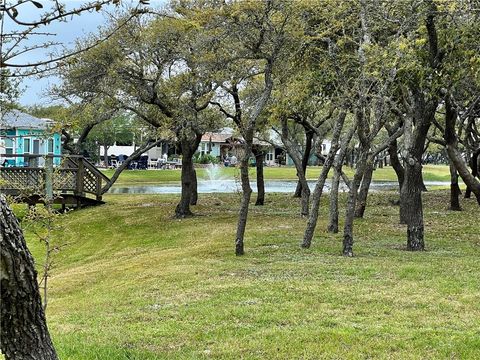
[[0, 155, 110, 201]]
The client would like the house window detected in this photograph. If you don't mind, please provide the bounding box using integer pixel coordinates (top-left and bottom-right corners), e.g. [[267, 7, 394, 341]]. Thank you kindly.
[[48, 138, 54, 154], [5, 138, 14, 155], [23, 138, 31, 154]]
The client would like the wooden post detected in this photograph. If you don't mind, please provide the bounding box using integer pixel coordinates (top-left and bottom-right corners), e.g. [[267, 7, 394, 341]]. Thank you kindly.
[[76, 158, 85, 196], [44, 157, 53, 207]]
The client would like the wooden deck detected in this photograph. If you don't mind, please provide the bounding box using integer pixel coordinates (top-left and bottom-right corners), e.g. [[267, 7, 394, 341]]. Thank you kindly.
[[0, 155, 110, 208]]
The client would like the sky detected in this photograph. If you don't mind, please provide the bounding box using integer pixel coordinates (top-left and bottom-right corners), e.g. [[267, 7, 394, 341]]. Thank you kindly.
[[3, 0, 166, 107]]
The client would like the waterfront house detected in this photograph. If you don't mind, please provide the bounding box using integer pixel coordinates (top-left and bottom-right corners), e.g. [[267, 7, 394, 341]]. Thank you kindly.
[[0, 110, 62, 167]]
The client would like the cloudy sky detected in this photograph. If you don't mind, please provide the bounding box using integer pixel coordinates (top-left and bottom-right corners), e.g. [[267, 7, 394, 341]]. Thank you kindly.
[[4, 0, 166, 106]]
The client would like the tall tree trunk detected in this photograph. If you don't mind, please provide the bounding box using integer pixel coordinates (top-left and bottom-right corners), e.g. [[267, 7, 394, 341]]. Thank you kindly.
[[302, 111, 346, 248], [354, 159, 374, 218], [401, 160, 425, 250], [175, 133, 202, 218], [103, 144, 109, 167], [1, 195, 59, 360], [327, 166, 341, 233], [190, 168, 198, 206], [327, 125, 355, 233], [253, 148, 265, 206], [343, 150, 367, 256], [235, 143, 253, 256], [448, 160, 461, 211], [294, 131, 313, 198], [387, 138, 405, 193], [175, 152, 194, 218]]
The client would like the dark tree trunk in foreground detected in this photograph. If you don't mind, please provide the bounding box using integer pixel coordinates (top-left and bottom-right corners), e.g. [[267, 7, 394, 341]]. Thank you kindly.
[[294, 130, 313, 198], [354, 159, 374, 219], [1, 195, 58, 360], [175, 132, 202, 218], [253, 147, 265, 206], [401, 160, 425, 250], [236, 143, 253, 256], [448, 160, 462, 211], [190, 168, 198, 206], [302, 111, 346, 248]]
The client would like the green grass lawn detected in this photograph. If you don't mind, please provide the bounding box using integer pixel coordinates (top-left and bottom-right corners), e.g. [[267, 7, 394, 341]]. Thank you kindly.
[[102, 164, 452, 185], [19, 189, 480, 359]]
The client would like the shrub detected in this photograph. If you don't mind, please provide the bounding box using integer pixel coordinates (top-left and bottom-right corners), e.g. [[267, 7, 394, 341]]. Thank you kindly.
[[193, 153, 219, 164]]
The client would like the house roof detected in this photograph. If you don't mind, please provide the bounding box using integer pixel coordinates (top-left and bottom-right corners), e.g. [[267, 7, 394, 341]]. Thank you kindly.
[[1, 110, 52, 130], [201, 132, 232, 143]]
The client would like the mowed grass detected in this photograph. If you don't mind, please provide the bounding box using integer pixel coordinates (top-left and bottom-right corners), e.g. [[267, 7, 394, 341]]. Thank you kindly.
[[19, 189, 480, 359], [102, 164, 451, 185]]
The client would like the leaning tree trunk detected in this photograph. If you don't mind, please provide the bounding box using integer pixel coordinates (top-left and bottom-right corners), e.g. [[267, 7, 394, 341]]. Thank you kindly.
[[464, 150, 479, 199], [235, 143, 253, 256], [444, 98, 480, 205], [343, 150, 367, 257], [253, 148, 265, 206], [327, 125, 355, 233], [294, 131, 313, 198], [1, 196, 58, 360], [302, 111, 346, 248], [354, 159, 374, 218], [327, 166, 341, 233]]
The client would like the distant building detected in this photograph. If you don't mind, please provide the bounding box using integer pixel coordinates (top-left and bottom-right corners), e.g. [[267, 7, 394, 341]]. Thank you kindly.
[[0, 110, 62, 167], [199, 131, 279, 166]]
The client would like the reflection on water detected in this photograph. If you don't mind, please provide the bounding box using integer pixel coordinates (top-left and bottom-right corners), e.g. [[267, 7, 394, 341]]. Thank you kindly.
[[109, 179, 434, 194]]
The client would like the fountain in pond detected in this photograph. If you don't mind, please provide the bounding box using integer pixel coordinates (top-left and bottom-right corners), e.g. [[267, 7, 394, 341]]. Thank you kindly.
[[201, 164, 237, 193]]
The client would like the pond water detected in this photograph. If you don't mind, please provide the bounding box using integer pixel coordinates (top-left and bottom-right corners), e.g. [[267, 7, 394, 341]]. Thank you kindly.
[[108, 165, 449, 195], [108, 179, 450, 194]]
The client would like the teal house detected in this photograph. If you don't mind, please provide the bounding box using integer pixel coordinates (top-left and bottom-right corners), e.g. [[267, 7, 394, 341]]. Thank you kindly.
[[1, 110, 62, 167]]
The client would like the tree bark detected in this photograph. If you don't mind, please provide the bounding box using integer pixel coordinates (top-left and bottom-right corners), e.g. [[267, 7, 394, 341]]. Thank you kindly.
[[190, 168, 198, 206], [294, 130, 313, 198], [343, 150, 368, 256], [354, 159, 374, 218], [401, 160, 425, 250], [1, 195, 59, 360], [327, 125, 355, 233], [253, 147, 265, 206], [235, 143, 253, 256], [327, 167, 341, 233], [387, 138, 405, 193], [175, 132, 202, 218], [448, 160, 462, 211], [278, 119, 311, 216]]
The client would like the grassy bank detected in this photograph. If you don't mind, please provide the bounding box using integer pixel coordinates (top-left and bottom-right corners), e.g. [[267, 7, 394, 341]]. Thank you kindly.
[[102, 164, 451, 185], [21, 190, 480, 359]]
